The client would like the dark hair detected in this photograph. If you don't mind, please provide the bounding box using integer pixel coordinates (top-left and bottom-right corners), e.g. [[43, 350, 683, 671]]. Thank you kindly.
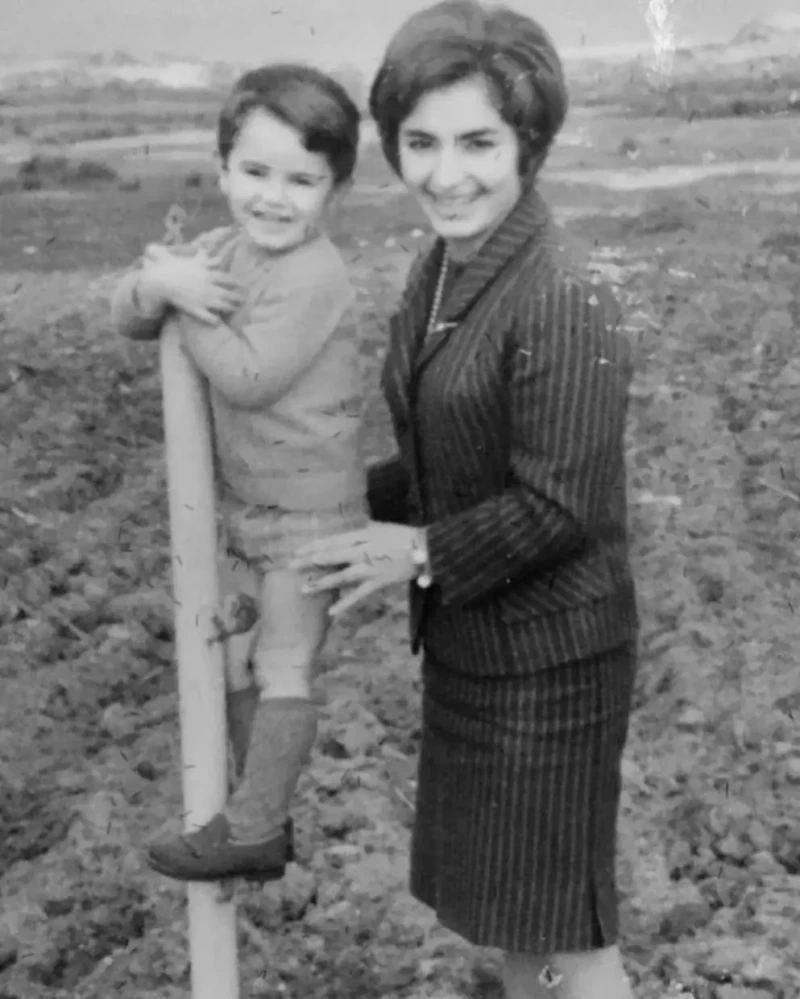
[[368, 0, 568, 181], [218, 63, 361, 186]]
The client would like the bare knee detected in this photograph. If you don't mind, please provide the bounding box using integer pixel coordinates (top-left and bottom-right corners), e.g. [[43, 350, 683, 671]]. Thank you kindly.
[[502, 953, 552, 999], [251, 569, 332, 696], [503, 946, 633, 999], [218, 553, 260, 692], [550, 943, 628, 978], [251, 611, 329, 698]]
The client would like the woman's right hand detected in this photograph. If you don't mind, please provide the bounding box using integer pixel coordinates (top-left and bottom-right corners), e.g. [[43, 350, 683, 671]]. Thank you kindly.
[[139, 247, 244, 325]]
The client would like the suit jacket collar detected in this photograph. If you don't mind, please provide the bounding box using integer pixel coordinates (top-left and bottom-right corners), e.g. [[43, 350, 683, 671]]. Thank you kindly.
[[383, 184, 557, 421], [415, 185, 556, 372], [439, 186, 554, 323]]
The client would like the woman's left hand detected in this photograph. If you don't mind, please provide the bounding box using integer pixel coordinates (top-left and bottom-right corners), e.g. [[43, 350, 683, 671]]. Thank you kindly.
[[288, 522, 421, 617]]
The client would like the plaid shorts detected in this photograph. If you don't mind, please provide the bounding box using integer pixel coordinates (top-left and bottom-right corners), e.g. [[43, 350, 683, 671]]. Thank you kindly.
[[220, 496, 368, 573]]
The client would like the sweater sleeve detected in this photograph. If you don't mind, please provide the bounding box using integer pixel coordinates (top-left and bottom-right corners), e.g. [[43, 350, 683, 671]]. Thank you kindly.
[[178, 248, 354, 411], [424, 273, 631, 608], [110, 227, 232, 342]]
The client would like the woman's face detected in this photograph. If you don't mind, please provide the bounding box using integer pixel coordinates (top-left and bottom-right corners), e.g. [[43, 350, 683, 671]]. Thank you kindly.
[[397, 74, 523, 258]]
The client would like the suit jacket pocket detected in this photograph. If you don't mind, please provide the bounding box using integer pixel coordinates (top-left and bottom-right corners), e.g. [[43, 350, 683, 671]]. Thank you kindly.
[[496, 560, 617, 623]]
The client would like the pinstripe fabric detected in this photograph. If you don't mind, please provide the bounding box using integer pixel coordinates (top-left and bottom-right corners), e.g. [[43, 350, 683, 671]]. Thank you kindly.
[[411, 640, 636, 952], [376, 184, 638, 663], [369, 183, 639, 952]]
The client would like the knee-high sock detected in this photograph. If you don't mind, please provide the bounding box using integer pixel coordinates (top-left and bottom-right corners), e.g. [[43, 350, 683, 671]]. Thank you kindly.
[[224, 696, 318, 843], [226, 685, 259, 782]]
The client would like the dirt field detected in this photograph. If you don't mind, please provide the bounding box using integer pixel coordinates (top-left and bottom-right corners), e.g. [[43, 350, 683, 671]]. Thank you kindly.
[[1, 66, 800, 999]]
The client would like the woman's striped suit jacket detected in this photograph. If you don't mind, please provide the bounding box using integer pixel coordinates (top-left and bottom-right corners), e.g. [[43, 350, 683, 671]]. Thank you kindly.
[[368, 185, 639, 675]]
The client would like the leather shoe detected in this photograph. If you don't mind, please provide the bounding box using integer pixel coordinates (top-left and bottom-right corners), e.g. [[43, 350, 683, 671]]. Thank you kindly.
[[146, 814, 294, 883]]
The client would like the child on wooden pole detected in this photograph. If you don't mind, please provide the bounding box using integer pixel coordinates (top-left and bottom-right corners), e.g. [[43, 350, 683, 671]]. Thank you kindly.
[[111, 64, 366, 882]]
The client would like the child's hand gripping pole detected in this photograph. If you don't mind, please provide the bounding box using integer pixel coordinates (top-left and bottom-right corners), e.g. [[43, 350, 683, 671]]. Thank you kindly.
[[158, 204, 240, 999]]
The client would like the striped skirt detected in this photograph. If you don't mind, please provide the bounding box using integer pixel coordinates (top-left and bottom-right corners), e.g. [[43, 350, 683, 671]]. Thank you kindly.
[[410, 640, 637, 954]]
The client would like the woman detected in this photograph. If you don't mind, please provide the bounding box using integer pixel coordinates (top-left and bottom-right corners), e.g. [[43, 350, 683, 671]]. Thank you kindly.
[[290, 2, 640, 997]]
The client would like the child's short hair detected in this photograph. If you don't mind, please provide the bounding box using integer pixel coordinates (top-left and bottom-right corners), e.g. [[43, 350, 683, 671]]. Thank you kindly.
[[368, 0, 568, 181], [218, 64, 361, 186]]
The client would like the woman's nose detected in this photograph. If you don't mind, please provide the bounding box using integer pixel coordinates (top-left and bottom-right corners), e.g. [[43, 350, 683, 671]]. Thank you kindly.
[[428, 148, 466, 190]]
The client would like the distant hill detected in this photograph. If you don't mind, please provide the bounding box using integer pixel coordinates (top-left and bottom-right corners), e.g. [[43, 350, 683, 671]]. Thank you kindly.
[[0, 56, 242, 92], [565, 11, 800, 70], [1, 11, 797, 96], [730, 13, 800, 47], [0, 53, 367, 103]]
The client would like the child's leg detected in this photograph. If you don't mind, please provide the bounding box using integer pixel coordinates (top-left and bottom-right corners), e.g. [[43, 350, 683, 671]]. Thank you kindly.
[[216, 551, 260, 780], [223, 568, 333, 844], [218, 550, 259, 690], [145, 503, 356, 882], [253, 567, 333, 697]]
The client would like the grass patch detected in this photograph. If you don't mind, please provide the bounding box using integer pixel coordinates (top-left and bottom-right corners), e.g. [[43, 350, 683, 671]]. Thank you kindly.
[[0, 154, 119, 195]]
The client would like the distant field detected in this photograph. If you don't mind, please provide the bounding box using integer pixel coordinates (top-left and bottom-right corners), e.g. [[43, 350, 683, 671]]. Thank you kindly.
[[1, 46, 798, 149], [569, 49, 800, 118]]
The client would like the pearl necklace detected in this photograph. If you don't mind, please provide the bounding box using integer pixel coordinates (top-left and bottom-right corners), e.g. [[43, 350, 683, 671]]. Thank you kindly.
[[426, 247, 450, 337]]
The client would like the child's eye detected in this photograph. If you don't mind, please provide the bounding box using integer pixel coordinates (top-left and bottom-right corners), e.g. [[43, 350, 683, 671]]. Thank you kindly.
[[468, 139, 495, 151]]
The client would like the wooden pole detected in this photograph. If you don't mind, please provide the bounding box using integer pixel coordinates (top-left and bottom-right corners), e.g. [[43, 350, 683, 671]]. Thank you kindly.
[[160, 321, 239, 999]]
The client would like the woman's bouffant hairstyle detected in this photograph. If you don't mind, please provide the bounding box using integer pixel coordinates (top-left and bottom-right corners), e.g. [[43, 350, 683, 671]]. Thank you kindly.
[[217, 64, 361, 187], [369, 0, 568, 181]]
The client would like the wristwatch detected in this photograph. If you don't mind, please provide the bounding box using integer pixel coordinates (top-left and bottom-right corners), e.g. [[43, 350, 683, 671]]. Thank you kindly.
[[410, 529, 433, 589]]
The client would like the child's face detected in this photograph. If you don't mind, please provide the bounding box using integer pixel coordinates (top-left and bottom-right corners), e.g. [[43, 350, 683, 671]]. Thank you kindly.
[[220, 108, 338, 252]]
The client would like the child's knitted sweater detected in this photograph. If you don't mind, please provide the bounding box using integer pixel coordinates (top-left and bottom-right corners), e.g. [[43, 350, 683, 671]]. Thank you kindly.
[[112, 227, 366, 515]]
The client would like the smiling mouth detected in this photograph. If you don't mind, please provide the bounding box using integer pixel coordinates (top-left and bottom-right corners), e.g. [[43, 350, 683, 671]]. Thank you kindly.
[[251, 212, 293, 224], [430, 195, 480, 213]]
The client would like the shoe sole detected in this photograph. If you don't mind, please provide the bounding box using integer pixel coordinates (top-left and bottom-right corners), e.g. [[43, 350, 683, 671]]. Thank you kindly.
[[146, 857, 288, 884], [146, 839, 294, 884], [145, 821, 295, 884]]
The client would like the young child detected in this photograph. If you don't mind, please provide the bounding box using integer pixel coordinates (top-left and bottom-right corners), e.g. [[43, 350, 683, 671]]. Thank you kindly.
[[111, 64, 366, 882]]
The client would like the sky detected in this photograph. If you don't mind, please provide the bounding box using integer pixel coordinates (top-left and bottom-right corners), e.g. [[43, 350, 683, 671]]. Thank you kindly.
[[3, 0, 792, 72]]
